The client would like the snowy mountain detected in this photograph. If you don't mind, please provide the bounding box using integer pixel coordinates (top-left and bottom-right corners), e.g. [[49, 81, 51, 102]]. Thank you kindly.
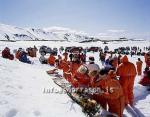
[[0, 23, 147, 42], [0, 24, 94, 42]]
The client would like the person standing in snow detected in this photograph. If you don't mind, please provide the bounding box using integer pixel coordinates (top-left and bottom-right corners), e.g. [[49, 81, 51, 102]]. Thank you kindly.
[[136, 58, 143, 76], [116, 55, 137, 106], [99, 52, 106, 66], [91, 69, 125, 117]]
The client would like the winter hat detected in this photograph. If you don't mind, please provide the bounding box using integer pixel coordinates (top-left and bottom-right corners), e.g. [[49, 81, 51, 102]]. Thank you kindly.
[[88, 70, 98, 78], [99, 68, 108, 79], [77, 65, 88, 74], [86, 64, 100, 72], [89, 56, 95, 62]]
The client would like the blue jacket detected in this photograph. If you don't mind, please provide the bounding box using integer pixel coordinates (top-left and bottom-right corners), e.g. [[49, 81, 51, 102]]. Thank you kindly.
[[19, 52, 31, 64]]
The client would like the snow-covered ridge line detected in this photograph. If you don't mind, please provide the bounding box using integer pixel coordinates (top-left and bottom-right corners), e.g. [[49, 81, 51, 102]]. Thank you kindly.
[[0, 23, 146, 42], [0, 23, 95, 42]]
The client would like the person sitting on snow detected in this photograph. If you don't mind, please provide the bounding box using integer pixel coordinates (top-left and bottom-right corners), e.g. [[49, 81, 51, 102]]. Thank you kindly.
[[39, 52, 48, 64], [19, 50, 32, 64], [71, 65, 90, 88], [15, 48, 23, 59], [2, 47, 14, 60], [26, 46, 38, 57], [48, 53, 56, 66], [69, 54, 82, 76]]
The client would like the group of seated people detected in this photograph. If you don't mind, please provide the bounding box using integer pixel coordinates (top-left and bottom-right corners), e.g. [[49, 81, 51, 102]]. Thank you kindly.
[[1, 47, 32, 64]]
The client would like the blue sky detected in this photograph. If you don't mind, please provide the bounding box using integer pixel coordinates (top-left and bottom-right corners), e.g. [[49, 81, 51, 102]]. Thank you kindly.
[[0, 0, 150, 39]]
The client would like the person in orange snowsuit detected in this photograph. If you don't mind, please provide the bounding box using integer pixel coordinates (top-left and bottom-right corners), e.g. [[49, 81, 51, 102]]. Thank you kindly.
[[69, 54, 82, 75], [48, 54, 56, 66], [15, 48, 23, 59], [108, 70, 117, 79], [15, 50, 21, 59], [117, 55, 137, 106], [63, 52, 68, 61], [46, 57, 70, 78], [136, 58, 143, 75], [59, 58, 71, 80], [71, 65, 90, 88], [91, 69, 125, 117]]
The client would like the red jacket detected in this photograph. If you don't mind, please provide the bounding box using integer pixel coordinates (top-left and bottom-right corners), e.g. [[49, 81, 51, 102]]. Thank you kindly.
[[2, 49, 14, 60]]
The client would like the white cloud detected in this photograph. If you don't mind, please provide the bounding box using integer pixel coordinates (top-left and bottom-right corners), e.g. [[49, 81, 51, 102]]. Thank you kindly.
[[107, 29, 126, 33]]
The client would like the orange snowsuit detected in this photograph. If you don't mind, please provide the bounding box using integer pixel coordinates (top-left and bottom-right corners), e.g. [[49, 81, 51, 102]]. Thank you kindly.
[[48, 55, 56, 66], [59, 59, 69, 72], [136, 60, 143, 75], [69, 62, 82, 75], [117, 55, 137, 106], [59, 59, 71, 80], [72, 72, 90, 87], [69, 62, 82, 83], [91, 76, 125, 117]]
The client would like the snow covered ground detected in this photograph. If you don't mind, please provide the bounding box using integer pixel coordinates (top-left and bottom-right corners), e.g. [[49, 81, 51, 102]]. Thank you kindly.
[[0, 40, 150, 117]]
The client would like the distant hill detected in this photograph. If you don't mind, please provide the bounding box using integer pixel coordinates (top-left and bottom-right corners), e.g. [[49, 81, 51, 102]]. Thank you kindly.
[[0, 23, 146, 42]]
